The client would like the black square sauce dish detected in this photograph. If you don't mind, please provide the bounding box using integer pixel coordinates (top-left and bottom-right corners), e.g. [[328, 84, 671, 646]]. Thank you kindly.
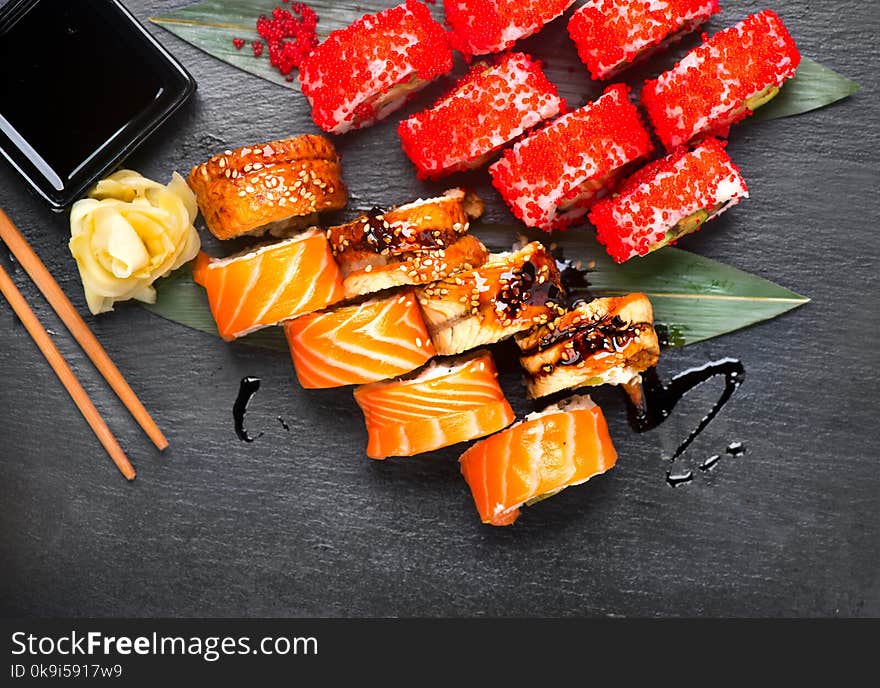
[[0, 0, 196, 210]]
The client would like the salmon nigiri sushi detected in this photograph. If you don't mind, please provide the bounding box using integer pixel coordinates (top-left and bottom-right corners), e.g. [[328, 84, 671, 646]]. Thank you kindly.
[[284, 290, 436, 389], [192, 229, 344, 341], [353, 350, 515, 459], [459, 395, 618, 526]]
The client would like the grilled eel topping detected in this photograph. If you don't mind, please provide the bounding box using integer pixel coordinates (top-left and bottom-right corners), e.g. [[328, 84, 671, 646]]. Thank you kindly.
[[328, 188, 488, 298], [188, 135, 347, 241], [516, 292, 660, 398], [417, 241, 566, 356]]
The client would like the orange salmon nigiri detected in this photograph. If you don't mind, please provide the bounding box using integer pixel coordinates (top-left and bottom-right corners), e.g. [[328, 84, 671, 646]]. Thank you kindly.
[[353, 350, 515, 459], [284, 290, 436, 389], [192, 229, 344, 341], [459, 395, 617, 526]]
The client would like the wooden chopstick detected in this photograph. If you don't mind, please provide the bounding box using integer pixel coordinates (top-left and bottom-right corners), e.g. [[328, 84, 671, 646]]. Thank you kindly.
[[0, 209, 168, 451], [0, 263, 136, 480]]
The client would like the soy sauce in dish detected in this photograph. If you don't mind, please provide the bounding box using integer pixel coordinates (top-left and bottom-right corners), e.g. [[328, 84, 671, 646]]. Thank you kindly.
[[0, 0, 194, 208]]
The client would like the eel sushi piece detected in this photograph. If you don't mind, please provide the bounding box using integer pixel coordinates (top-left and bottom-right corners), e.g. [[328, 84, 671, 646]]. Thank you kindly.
[[188, 135, 347, 240], [353, 350, 515, 459], [191, 229, 344, 341], [416, 241, 565, 356], [459, 394, 618, 526], [641, 9, 801, 149], [298, 0, 453, 135], [284, 290, 435, 389], [398, 52, 564, 179], [589, 138, 748, 263], [445, 0, 576, 57], [328, 188, 488, 299], [489, 84, 653, 231], [516, 293, 660, 399], [568, 0, 719, 81]]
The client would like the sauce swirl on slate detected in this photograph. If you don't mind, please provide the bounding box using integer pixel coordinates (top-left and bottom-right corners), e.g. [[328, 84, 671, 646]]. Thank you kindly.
[[233, 376, 261, 442], [626, 358, 745, 460]]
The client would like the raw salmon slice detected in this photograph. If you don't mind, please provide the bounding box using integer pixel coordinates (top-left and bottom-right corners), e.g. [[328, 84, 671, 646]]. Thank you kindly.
[[353, 350, 515, 459], [459, 395, 617, 526], [193, 229, 344, 341], [284, 290, 436, 389]]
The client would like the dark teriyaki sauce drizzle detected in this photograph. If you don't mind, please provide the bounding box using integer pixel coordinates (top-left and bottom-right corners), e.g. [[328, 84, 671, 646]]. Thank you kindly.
[[626, 358, 745, 461], [233, 376, 262, 442]]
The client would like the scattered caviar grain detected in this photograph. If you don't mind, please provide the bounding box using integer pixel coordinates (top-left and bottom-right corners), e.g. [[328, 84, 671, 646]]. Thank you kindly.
[[232, 37, 245, 49], [252, 40, 264, 57]]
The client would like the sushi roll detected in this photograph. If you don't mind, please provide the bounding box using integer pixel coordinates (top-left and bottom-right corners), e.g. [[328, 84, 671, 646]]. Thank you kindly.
[[459, 394, 618, 526], [353, 350, 515, 459], [445, 0, 576, 57], [489, 84, 653, 231], [192, 229, 344, 341], [641, 10, 801, 149], [298, 0, 453, 135], [397, 52, 564, 179], [187, 135, 347, 240], [568, 0, 719, 81], [328, 189, 489, 298], [284, 290, 436, 389], [516, 293, 660, 398], [417, 241, 565, 356], [589, 138, 748, 263]]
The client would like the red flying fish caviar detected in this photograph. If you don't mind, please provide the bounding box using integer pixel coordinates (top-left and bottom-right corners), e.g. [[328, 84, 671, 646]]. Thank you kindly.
[[489, 84, 652, 232], [230, 4, 318, 75], [641, 9, 801, 149], [257, 3, 319, 75], [397, 53, 564, 179], [445, 0, 576, 57], [299, 0, 453, 135], [568, 0, 719, 81], [589, 138, 748, 263]]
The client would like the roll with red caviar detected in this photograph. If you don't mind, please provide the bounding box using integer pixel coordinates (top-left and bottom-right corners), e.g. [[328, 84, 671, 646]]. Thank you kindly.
[[398, 53, 564, 179], [589, 138, 748, 263], [445, 0, 576, 57], [641, 9, 801, 149], [568, 0, 719, 81], [489, 84, 652, 232], [298, 0, 453, 135]]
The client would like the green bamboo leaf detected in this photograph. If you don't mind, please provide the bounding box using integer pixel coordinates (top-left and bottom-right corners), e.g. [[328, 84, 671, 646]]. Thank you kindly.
[[749, 56, 860, 122], [472, 225, 809, 347], [149, 1, 431, 91], [150, 3, 859, 121], [143, 226, 808, 350]]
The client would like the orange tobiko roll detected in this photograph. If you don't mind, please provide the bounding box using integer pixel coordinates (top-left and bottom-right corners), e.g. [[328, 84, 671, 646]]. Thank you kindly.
[[398, 52, 563, 179], [459, 395, 617, 526], [445, 0, 576, 57], [353, 350, 515, 459], [192, 229, 344, 341], [284, 290, 435, 389], [298, 0, 453, 135], [489, 83, 652, 231], [641, 9, 801, 149]]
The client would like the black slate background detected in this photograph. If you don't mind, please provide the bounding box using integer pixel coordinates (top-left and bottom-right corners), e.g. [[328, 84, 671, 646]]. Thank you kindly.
[[1, 0, 878, 617]]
